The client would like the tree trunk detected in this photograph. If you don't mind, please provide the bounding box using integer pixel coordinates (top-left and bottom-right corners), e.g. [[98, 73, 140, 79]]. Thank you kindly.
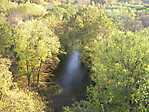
[[26, 60, 31, 87], [27, 74, 31, 87], [37, 60, 42, 87]]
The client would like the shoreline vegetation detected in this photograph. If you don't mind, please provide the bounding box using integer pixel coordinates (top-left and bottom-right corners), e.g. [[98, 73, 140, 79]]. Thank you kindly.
[[0, 0, 149, 112]]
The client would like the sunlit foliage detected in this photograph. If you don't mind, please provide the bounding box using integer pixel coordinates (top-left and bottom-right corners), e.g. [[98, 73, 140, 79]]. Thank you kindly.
[[14, 19, 60, 86], [59, 5, 113, 52], [8, 2, 47, 17], [0, 0, 16, 15], [64, 28, 149, 112], [0, 57, 45, 112], [0, 17, 13, 55], [0, 1, 148, 112]]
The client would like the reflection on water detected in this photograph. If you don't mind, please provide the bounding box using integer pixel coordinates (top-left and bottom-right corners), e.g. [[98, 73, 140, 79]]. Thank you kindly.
[[53, 50, 90, 112], [61, 50, 81, 90]]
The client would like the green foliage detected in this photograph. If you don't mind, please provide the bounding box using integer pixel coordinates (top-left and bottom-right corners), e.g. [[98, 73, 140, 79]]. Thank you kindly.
[[0, 57, 13, 92], [43, 3, 78, 33], [0, 17, 13, 54], [91, 30, 149, 112], [0, 0, 9, 13], [106, 5, 136, 19], [59, 5, 113, 51], [14, 19, 60, 86], [0, 0, 17, 16], [0, 57, 45, 112], [9, 2, 47, 18], [19, 2, 46, 16], [0, 0, 11, 14], [132, 80, 149, 111], [0, 2, 148, 112], [47, 4, 78, 22], [105, 5, 142, 32], [65, 29, 149, 112]]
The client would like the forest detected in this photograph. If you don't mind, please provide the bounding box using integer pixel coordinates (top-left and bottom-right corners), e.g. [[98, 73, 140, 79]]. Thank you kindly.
[[0, 0, 149, 112]]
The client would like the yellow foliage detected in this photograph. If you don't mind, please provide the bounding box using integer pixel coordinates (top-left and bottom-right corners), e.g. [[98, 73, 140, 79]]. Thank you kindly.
[[0, 57, 46, 112]]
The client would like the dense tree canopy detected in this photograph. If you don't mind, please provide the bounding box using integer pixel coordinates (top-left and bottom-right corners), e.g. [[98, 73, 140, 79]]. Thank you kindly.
[[0, 57, 46, 112], [58, 5, 113, 52], [64, 29, 149, 112], [0, 0, 148, 112], [14, 19, 60, 86], [0, 17, 13, 55]]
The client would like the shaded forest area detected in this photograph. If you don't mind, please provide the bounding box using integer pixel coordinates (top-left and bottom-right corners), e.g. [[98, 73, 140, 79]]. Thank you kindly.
[[0, 0, 149, 112]]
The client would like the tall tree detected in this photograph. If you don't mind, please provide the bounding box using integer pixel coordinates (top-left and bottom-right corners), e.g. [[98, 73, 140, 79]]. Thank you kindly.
[[15, 20, 60, 86]]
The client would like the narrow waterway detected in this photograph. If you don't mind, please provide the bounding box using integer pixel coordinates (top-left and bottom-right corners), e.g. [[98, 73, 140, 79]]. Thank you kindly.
[[53, 50, 90, 112]]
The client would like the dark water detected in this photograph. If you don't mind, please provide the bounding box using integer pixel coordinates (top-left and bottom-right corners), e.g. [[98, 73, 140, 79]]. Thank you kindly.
[[53, 50, 90, 112]]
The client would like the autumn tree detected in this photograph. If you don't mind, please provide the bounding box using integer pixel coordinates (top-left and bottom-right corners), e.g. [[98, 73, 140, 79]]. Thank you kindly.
[[14, 20, 60, 86], [64, 29, 149, 112], [0, 17, 14, 55], [58, 5, 113, 52], [0, 57, 46, 112]]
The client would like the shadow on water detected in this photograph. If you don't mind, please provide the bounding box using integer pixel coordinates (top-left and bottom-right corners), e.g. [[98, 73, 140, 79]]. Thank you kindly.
[[53, 50, 90, 112]]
